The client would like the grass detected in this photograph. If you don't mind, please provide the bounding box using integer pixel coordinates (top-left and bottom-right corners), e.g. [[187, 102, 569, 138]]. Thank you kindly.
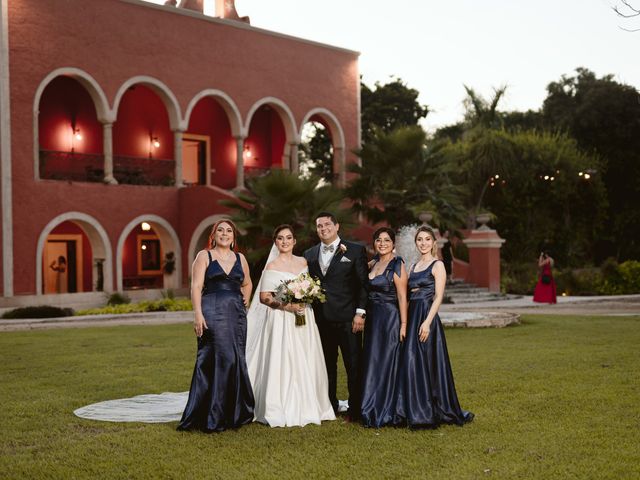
[[1, 315, 639, 479]]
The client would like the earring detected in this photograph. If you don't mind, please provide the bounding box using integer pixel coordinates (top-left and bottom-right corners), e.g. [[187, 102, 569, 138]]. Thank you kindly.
[[212, 240, 216, 248], [230, 241, 235, 250]]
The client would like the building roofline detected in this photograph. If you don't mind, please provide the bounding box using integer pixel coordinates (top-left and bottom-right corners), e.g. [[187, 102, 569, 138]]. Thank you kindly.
[[119, 0, 361, 57]]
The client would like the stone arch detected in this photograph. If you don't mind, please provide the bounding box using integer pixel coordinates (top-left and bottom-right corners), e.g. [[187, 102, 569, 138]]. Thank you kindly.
[[244, 96, 298, 143], [183, 89, 242, 137], [299, 107, 347, 184], [33, 68, 110, 180], [35, 212, 113, 295], [112, 76, 182, 130], [187, 214, 230, 268], [115, 214, 182, 291]]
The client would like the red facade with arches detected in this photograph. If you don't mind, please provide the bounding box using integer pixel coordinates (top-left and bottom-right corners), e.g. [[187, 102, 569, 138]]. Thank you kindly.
[[0, 0, 359, 299]]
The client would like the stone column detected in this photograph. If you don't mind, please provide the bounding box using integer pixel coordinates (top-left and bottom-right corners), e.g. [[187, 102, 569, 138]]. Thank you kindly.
[[174, 129, 184, 187], [463, 228, 506, 292], [102, 123, 117, 184], [235, 136, 245, 189], [334, 146, 346, 186], [289, 142, 299, 174]]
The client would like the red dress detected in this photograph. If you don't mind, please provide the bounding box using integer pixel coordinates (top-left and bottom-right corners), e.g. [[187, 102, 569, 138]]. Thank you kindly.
[[533, 263, 557, 304]]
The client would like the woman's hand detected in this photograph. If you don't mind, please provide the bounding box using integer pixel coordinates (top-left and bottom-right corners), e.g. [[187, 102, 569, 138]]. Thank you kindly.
[[418, 320, 431, 343], [283, 303, 304, 315], [193, 312, 208, 337], [399, 323, 407, 342]]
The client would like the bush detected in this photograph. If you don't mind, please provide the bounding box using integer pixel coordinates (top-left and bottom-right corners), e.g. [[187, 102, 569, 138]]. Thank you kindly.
[[106, 292, 131, 305], [600, 260, 640, 294], [76, 298, 192, 316], [2, 305, 74, 319], [501, 262, 538, 294]]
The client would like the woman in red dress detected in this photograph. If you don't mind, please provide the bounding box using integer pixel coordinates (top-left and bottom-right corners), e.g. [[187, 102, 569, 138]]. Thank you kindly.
[[533, 251, 557, 304]]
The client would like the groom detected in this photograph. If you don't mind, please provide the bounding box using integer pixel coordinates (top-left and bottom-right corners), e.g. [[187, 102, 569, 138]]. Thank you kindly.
[[304, 212, 368, 420]]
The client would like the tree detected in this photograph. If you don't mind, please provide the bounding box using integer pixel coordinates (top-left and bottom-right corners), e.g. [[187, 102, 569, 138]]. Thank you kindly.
[[542, 68, 640, 260], [613, 1, 640, 31], [297, 122, 334, 184], [347, 126, 466, 230], [220, 170, 352, 266], [361, 78, 429, 144], [462, 85, 507, 131]]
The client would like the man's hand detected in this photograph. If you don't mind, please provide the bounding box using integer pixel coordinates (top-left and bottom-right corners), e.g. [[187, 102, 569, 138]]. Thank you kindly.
[[352, 314, 365, 333]]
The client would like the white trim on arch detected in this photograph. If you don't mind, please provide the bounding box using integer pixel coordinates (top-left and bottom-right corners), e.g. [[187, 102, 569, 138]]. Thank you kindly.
[[35, 212, 114, 295], [299, 108, 346, 150], [187, 214, 230, 269], [243, 96, 298, 143], [115, 214, 182, 291], [111, 76, 182, 130], [32, 67, 111, 181], [183, 89, 243, 137]]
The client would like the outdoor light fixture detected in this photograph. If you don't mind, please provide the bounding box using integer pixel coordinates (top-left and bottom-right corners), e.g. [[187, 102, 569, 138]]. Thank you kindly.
[[243, 143, 252, 160], [141, 244, 147, 251], [74, 128, 82, 141], [152, 137, 160, 148], [141, 222, 151, 231]]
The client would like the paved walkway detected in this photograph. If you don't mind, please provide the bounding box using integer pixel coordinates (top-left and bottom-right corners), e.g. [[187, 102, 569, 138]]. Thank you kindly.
[[2, 294, 639, 332]]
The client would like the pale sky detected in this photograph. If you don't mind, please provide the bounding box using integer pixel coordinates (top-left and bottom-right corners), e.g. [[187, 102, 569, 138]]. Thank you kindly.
[[144, 0, 640, 131]]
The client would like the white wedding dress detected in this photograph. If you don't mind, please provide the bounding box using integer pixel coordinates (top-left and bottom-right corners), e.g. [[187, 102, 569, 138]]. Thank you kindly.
[[247, 268, 335, 427]]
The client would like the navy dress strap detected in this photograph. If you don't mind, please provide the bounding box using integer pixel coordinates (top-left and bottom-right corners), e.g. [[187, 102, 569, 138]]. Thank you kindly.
[[206, 250, 213, 264]]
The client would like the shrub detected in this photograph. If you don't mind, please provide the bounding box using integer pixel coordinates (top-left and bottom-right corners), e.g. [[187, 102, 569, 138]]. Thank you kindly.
[[2, 305, 74, 319], [76, 298, 192, 316], [106, 292, 131, 305], [600, 260, 640, 294], [501, 262, 538, 294]]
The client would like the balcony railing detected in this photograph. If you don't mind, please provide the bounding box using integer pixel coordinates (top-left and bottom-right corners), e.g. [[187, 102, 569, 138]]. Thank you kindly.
[[38, 150, 176, 186], [113, 155, 175, 186], [39, 150, 105, 183]]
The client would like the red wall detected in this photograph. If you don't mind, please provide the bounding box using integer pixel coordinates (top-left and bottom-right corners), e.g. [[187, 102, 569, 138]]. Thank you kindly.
[[186, 97, 235, 189], [50, 221, 93, 292], [246, 107, 285, 169], [38, 76, 103, 154], [113, 85, 173, 160], [7, 0, 359, 294]]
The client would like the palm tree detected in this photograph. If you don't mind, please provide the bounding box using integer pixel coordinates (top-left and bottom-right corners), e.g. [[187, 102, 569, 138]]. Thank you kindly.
[[347, 126, 466, 230], [220, 170, 352, 266]]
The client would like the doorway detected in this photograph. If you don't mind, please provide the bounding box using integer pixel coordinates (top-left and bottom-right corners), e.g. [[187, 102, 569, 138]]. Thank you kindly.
[[182, 134, 210, 185], [43, 234, 83, 293]]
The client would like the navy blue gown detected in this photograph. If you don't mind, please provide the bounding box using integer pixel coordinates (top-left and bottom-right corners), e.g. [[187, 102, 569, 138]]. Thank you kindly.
[[361, 256, 404, 427], [396, 260, 473, 428], [178, 252, 255, 432]]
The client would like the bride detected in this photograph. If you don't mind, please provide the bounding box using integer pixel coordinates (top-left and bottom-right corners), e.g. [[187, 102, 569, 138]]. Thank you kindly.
[[246, 224, 335, 427], [73, 224, 334, 427]]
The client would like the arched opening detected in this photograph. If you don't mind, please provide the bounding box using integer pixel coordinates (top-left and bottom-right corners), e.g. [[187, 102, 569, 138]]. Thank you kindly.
[[113, 85, 175, 185], [184, 97, 235, 189], [244, 105, 288, 179], [116, 216, 182, 292], [38, 76, 104, 182], [36, 213, 113, 295], [299, 109, 346, 186], [298, 117, 334, 184]]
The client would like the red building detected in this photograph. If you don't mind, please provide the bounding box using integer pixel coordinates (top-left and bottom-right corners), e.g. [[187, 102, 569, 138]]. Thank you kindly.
[[0, 0, 360, 304]]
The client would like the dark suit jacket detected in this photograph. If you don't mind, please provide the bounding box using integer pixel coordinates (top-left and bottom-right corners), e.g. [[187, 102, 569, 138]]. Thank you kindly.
[[304, 240, 368, 324]]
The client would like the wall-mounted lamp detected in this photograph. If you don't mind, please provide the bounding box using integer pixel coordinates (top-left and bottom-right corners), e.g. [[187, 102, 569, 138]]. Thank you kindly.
[[74, 128, 82, 141], [141, 244, 147, 251], [141, 222, 151, 231], [152, 137, 160, 148], [70, 124, 82, 153], [243, 143, 252, 160]]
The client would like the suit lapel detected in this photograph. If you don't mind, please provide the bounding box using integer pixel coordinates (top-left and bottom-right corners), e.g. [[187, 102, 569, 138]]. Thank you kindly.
[[308, 244, 322, 277], [325, 243, 345, 275]]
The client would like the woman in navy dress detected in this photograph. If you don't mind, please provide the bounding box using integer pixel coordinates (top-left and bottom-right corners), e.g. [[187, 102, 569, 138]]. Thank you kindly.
[[396, 225, 473, 428], [178, 220, 255, 432], [361, 227, 408, 427]]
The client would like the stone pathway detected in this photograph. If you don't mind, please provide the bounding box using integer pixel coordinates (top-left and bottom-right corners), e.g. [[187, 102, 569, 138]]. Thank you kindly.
[[1, 294, 639, 332]]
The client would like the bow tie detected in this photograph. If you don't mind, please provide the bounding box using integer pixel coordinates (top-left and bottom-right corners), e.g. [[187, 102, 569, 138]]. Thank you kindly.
[[322, 244, 335, 254]]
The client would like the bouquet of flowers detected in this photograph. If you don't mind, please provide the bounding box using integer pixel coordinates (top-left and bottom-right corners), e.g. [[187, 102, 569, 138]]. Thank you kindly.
[[275, 272, 326, 326]]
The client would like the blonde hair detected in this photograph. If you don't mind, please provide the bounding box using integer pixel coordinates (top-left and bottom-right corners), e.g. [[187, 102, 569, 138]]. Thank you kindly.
[[414, 226, 438, 256]]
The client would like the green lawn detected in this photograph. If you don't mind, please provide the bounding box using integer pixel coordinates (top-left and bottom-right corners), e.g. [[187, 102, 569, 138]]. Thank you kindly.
[[1, 315, 639, 479]]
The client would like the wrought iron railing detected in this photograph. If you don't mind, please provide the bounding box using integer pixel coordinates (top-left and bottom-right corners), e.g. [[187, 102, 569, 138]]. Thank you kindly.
[[38, 150, 176, 186], [113, 155, 175, 186], [39, 150, 105, 183]]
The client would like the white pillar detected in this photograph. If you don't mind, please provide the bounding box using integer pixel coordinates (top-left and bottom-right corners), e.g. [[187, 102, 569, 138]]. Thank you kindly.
[[235, 136, 245, 189], [289, 142, 299, 174], [335, 146, 346, 187], [102, 123, 117, 184], [174, 130, 184, 187], [0, 0, 13, 296]]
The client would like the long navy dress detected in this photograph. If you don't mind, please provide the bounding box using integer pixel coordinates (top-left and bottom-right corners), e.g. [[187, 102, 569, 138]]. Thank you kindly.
[[396, 260, 473, 428], [361, 256, 404, 427], [178, 251, 255, 432]]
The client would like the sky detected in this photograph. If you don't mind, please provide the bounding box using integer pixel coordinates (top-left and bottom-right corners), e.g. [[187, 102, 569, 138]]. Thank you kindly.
[[144, 0, 640, 131]]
